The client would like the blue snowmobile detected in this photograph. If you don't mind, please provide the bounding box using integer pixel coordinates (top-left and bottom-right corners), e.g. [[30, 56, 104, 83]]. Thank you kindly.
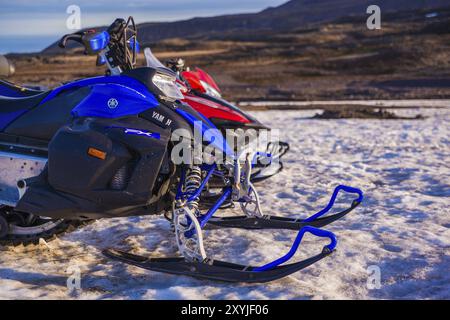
[[0, 17, 363, 282]]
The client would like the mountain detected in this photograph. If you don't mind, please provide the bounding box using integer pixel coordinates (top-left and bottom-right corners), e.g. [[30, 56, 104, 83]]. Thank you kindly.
[[138, 0, 449, 42], [43, 0, 449, 53]]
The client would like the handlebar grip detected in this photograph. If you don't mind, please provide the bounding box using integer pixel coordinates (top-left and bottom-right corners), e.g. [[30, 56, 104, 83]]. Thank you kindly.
[[58, 34, 83, 48]]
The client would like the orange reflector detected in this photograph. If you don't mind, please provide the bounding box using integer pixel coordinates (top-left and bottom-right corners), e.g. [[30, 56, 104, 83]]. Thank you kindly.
[[87, 147, 106, 160]]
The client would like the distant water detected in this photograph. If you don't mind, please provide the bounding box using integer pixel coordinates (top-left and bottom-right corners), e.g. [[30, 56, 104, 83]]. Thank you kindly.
[[0, 35, 59, 54]]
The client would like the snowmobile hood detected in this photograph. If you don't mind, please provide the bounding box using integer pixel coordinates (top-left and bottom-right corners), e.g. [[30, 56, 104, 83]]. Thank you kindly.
[[182, 68, 221, 94]]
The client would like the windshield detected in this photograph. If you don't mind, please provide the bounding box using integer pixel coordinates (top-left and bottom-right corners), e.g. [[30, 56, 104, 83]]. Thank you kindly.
[[144, 47, 168, 70]]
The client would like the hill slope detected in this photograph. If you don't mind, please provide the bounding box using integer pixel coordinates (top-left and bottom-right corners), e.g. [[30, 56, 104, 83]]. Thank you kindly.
[[43, 0, 448, 53]]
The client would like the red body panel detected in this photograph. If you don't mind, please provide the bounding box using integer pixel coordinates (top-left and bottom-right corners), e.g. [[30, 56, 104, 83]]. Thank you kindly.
[[182, 68, 221, 94], [182, 93, 250, 123], [180, 68, 256, 125]]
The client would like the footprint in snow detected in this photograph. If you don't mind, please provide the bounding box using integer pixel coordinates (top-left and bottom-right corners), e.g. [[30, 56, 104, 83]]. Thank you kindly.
[[383, 244, 403, 253], [276, 192, 296, 199]]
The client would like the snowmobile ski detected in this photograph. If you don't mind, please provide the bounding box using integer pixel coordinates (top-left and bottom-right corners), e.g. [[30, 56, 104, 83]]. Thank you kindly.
[[250, 141, 290, 183], [103, 225, 337, 283], [207, 185, 363, 230], [207, 200, 360, 230]]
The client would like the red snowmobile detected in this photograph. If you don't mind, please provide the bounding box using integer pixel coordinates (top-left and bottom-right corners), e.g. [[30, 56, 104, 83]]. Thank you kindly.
[[149, 51, 290, 183]]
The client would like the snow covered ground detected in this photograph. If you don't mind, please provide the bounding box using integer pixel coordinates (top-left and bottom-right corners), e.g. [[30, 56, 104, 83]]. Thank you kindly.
[[239, 99, 450, 109], [0, 108, 448, 300]]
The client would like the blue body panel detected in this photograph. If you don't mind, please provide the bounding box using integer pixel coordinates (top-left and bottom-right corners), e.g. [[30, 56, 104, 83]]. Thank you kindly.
[[39, 75, 154, 106], [0, 109, 27, 130], [41, 75, 161, 119], [0, 75, 158, 131], [72, 83, 158, 118]]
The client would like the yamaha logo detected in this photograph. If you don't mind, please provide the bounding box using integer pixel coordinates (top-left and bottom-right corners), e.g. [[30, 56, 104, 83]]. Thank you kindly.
[[107, 98, 119, 109]]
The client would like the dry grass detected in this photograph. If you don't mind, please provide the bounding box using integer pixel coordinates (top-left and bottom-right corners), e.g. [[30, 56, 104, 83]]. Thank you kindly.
[[7, 16, 450, 100]]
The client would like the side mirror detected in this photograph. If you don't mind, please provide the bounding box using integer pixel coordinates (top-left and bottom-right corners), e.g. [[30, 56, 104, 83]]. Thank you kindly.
[[0, 55, 15, 78]]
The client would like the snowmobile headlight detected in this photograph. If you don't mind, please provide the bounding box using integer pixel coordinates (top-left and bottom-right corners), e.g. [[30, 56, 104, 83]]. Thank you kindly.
[[200, 80, 222, 99], [152, 73, 184, 101]]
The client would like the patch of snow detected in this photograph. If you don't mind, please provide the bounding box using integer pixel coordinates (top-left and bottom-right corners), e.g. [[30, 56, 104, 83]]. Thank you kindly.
[[239, 100, 450, 108]]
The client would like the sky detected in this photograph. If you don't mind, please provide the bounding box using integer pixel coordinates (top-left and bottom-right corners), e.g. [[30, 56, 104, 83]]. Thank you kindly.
[[0, 0, 287, 53], [0, 0, 287, 37]]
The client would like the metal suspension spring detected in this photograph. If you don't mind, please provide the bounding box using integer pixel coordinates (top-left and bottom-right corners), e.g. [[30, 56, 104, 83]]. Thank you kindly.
[[185, 166, 202, 211]]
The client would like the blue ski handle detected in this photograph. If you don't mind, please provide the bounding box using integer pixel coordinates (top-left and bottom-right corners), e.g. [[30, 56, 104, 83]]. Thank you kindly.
[[304, 184, 364, 222], [253, 226, 337, 272], [338, 185, 364, 203]]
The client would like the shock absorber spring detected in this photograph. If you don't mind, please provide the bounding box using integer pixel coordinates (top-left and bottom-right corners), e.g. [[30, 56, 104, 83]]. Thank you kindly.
[[185, 166, 202, 212]]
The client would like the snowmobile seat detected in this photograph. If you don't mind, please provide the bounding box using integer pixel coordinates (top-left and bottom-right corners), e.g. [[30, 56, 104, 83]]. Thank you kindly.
[[0, 92, 49, 115], [0, 92, 49, 132], [3, 87, 91, 141]]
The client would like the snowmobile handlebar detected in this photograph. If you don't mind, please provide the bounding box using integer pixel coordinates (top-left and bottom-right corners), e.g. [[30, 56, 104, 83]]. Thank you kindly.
[[58, 17, 138, 74], [58, 33, 83, 48], [58, 29, 108, 55]]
